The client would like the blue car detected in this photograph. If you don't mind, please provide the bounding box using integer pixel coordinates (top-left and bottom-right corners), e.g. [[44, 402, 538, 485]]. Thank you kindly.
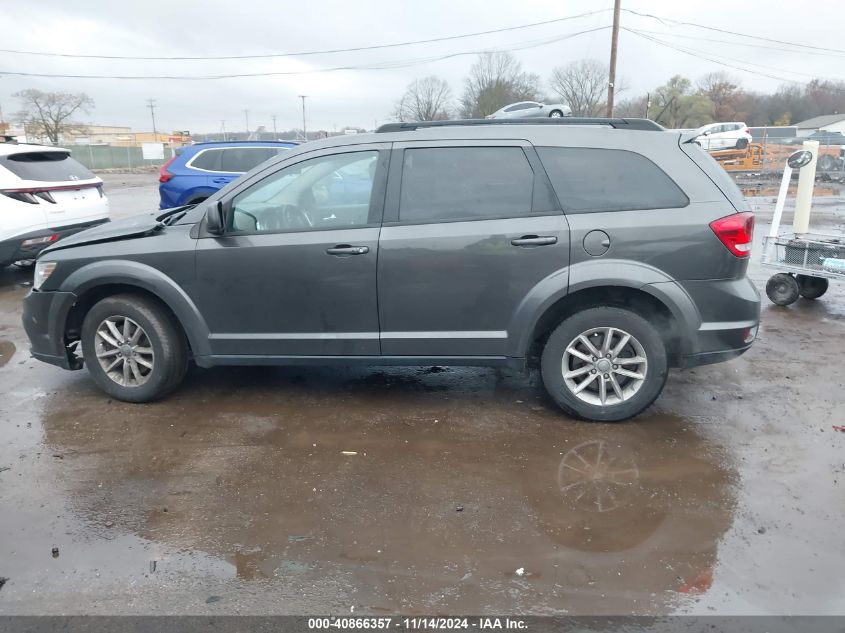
[[158, 141, 298, 209]]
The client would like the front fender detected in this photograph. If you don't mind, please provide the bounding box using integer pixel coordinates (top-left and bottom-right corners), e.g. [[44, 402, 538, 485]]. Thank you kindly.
[[58, 259, 212, 357], [507, 259, 701, 358]]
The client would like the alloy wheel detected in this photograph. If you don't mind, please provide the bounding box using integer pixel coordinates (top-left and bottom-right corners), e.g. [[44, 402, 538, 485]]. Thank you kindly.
[[561, 327, 648, 406], [94, 316, 155, 387]]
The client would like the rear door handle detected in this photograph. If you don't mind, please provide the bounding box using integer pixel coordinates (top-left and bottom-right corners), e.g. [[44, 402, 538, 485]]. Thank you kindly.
[[326, 244, 369, 256], [511, 235, 557, 247], [212, 177, 233, 184]]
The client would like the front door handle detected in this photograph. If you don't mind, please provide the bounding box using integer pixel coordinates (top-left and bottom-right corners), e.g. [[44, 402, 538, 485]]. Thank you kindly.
[[511, 235, 557, 247], [326, 244, 369, 256]]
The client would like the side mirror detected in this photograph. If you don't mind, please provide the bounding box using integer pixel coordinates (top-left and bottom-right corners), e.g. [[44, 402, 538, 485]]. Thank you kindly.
[[206, 200, 225, 235]]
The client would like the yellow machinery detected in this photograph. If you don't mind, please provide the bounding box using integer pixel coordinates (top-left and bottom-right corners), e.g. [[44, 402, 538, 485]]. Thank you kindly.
[[710, 143, 842, 173]]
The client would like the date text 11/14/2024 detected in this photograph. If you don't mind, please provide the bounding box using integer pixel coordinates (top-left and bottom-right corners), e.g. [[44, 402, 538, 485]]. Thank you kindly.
[[307, 617, 528, 630]]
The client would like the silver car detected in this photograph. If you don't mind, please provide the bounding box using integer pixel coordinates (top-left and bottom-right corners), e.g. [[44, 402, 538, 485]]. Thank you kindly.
[[486, 101, 571, 119]]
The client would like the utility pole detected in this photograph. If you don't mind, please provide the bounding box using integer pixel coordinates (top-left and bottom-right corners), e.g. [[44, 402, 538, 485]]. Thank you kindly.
[[243, 109, 250, 136], [605, 0, 621, 117], [298, 95, 308, 141], [146, 99, 158, 139], [220, 120, 227, 142], [271, 114, 278, 136]]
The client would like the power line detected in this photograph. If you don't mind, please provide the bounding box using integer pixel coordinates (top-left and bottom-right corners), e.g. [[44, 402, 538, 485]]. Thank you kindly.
[[625, 28, 845, 93], [0, 9, 611, 61], [621, 8, 845, 56], [0, 25, 610, 80], [628, 28, 845, 59], [624, 28, 841, 81]]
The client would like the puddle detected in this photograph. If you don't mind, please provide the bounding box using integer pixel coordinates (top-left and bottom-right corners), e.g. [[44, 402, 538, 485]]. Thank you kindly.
[[0, 340, 15, 368], [32, 365, 737, 614]]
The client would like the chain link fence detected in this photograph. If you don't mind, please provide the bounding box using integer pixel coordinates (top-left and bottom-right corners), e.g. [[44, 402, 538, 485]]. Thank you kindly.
[[69, 144, 173, 170]]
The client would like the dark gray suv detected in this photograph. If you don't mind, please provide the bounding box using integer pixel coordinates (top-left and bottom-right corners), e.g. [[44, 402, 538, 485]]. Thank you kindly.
[[22, 118, 760, 422]]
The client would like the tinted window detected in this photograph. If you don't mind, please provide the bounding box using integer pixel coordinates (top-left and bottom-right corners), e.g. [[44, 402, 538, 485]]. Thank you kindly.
[[537, 147, 688, 213], [399, 147, 534, 223], [190, 148, 222, 171], [231, 150, 378, 233], [506, 102, 536, 112], [220, 147, 278, 172], [0, 151, 94, 182]]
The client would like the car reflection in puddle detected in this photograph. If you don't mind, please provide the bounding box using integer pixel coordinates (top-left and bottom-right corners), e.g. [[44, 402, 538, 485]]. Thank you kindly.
[[40, 364, 736, 614]]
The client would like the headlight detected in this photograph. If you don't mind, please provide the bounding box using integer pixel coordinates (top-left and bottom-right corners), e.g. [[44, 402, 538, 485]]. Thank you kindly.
[[33, 261, 57, 290]]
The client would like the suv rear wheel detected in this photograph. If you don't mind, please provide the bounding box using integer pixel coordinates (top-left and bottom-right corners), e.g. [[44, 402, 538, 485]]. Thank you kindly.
[[541, 307, 668, 422], [81, 294, 187, 402]]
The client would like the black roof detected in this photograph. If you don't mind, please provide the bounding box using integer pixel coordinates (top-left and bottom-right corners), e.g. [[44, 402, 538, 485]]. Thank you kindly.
[[376, 118, 664, 133]]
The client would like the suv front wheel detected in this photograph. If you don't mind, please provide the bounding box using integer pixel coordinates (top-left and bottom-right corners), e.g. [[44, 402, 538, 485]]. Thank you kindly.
[[541, 307, 668, 422], [81, 294, 188, 402]]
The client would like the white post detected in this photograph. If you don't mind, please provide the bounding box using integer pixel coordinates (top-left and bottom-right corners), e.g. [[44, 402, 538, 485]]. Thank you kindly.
[[768, 165, 792, 238], [793, 140, 818, 234]]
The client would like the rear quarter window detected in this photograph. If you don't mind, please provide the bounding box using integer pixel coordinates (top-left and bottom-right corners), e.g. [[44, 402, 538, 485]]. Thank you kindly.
[[537, 147, 689, 213], [189, 148, 222, 171], [0, 151, 94, 182]]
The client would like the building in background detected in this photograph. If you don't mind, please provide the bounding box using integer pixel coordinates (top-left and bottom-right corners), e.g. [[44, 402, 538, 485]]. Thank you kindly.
[[795, 114, 845, 137]]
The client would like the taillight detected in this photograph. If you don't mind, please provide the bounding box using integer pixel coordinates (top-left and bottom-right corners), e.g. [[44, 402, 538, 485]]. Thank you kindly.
[[159, 156, 176, 183], [744, 128, 751, 136], [1, 190, 39, 204], [710, 212, 754, 257]]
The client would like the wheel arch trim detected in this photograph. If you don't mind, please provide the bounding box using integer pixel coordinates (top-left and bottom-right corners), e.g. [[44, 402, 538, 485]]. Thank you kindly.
[[58, 260, 212, 357], [507, 259, 701, 357]]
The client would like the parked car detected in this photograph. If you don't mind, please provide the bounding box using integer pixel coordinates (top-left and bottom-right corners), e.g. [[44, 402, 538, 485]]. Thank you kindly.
[[690, 122, 752, 150], [23, 118, 759, 422], [486, 101, 571, 119], [805, 130, 845, 145], [158, 140, 298, 209], [0, 142, 109, 268]]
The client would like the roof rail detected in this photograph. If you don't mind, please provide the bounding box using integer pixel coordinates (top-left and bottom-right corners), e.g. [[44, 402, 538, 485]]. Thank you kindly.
[[376, 117, 664, 133]]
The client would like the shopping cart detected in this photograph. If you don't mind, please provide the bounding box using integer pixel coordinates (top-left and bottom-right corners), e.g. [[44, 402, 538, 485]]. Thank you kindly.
[[762, 234, 843, 304], [761, 147, 844, 305]]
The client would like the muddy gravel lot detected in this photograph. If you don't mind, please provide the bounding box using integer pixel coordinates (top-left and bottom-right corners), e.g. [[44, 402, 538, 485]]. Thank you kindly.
[[0, 175, 843, 615]]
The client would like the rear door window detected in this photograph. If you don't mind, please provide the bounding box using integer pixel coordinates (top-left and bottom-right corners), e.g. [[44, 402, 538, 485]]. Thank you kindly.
[[398, 146, 536, 223], [0, 151, 94, 182], [537, 147, 688, 213]]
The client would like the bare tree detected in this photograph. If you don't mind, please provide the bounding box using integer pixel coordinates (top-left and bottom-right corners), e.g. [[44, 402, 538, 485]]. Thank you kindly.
[[14, 89, 94, 145], [460, 52, 540, 119], [393, 76, 453, 122], [696, 71, 744, 121], [548, 59, 609, 117]]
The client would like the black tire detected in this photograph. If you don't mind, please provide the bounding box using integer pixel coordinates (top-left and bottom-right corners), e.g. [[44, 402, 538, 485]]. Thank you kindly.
[[735, 138, 749, 149], [796, 274, 829, 300], [765, 273, 800, 306], [540, 307, 668, 422], [80, 294, 187, 402], [818, 154, 836, 172], [549, 110, 564, 118]]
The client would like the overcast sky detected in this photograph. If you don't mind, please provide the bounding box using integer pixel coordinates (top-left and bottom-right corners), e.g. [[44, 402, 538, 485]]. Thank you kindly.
[[1, 0, 843, 134]]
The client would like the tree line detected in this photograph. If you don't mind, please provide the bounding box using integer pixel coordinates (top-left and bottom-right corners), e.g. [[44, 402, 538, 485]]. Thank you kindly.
[[394, 51, 845, 129]]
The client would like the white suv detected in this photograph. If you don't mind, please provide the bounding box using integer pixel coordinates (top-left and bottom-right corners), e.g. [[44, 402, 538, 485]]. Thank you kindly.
[[690, 122, 752, 151], [0, 141, 109, 268]]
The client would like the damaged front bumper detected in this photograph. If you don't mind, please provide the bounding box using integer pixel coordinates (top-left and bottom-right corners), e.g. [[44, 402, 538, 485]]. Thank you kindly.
[[21, 289, 83, 370]]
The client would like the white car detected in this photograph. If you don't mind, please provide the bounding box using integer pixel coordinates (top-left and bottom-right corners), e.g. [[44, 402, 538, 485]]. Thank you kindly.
[[0, 141, 109, 268], [486, 101, 571, 119], [690, 122, 752, 151]]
